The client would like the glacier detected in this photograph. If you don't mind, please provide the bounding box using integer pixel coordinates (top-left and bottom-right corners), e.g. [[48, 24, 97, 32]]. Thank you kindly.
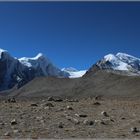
[[62, 67, 86, 78]]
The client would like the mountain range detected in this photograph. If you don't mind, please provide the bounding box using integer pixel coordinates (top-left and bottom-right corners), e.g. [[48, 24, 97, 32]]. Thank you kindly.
[[0, 49, 69, 91], [0, 48, 140, 93]]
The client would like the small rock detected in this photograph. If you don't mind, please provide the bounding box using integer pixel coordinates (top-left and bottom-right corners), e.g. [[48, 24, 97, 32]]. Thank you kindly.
[[44, 106, 51, 110], [93, 102, 101, 105], [65, 115, 72, 120], [102, 118, 114, 124], [65, 99, 79, 102], [67, 106, 73, 110], [66, 116, 80, 124], [41, 99, 45, 102], [56, 108, 64, 112], [54, 98, 63, 102], [13, 129, 19, 133], [109, 118, 115, 122], [48, 96, 63, 102], [100, 121, 107, 125], [101, 111, 109, 117], [10, 98, 16, 103], [30, 103, 38, 107], [4, 132, 10, 136], [58, 122, 64, 128], [64, 128, 76, 132], [48, 96, 54, 101], [0, 122, 5, 126], [83, 120, 94, 125], [75, 114, 79, 117], [121, 117, 126, 120], [6, 98, 16, 103], [72, 118, 80, 125], [95, 95, 101, 100], [40, 119, 45, 123], [75, 114, 87, 118], [45, 103, 54, 107], [69, 117, 80, 124], [36, 116, 43, 120], [131, 127, 139, 133], [79, 114, 87, 118], [94, 119, 101, 123], [11, 119, 17, 125]]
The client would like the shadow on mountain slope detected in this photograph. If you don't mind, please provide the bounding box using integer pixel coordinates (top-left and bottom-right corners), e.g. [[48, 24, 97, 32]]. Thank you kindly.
[[7, 65, 140, 98]]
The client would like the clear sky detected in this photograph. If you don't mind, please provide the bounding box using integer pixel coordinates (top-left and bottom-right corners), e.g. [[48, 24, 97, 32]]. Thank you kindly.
[[0, 2, 140, 70]]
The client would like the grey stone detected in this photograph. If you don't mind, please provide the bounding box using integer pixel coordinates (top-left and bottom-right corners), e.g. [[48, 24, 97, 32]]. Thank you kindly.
[[67, 106, 73, 110], [83, 119, 94, 125], [131, 127, 139, 133], [4, 132, 10, 136], [58, 122, 64, 128], [11, 119, 17, 125], [101, 111, 109, 117]]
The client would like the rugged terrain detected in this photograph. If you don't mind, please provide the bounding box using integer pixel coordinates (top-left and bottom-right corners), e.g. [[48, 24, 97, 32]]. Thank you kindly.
[[0, 67, 139, 138], [8, 67, 140, 98], [1, 50, 140, 138], [0, 97, 140, 138]]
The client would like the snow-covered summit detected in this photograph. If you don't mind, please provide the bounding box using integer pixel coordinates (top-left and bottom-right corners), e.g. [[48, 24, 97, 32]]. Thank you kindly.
[[104, 54, 117, 62], [19, 53, 51, 68], [0, 48, 10, 59], [0, 48, 7, 54], [97, 52, 140, 74], [116, 52, 140, 61], [19, 53, 69, 77]]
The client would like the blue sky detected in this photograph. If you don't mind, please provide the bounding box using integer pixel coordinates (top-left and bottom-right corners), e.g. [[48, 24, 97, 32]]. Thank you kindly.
[[0, 2, 140, 70]]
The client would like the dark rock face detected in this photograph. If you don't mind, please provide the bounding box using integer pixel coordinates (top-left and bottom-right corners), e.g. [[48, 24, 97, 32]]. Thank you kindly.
[[0, 59, 7, 86], [97, 60, 115, 70], [83, 64, 100, 77], [0, 51, 69, 92], [0, 56, 32, 90]]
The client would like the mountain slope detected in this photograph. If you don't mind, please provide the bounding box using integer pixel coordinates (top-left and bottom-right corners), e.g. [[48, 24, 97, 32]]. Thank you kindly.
[[0, 48, 69, 91], [10, 52, 140, 98], [1, 49, 140, 95], [9, 66, 140, 98], [0, 49, 28, 90]]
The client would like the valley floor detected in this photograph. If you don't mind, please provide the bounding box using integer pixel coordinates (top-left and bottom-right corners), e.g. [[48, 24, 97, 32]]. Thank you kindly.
[[0, 96, 140, 138]]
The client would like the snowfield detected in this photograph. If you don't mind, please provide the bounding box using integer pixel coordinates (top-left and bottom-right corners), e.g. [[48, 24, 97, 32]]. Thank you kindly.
[[62, 67, 86, 78]]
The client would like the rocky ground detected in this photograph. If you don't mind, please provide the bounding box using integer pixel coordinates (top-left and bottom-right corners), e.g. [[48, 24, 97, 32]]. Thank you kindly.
[[0, 96, 140, 139]]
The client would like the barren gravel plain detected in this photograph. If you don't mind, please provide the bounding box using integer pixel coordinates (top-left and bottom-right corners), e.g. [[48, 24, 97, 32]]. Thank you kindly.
[[0, 96, 140, 139]]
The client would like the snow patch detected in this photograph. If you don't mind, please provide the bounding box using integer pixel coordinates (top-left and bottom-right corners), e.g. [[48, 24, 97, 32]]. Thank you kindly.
[[0, 48, 8, 59], [62, 68, 86, 78]]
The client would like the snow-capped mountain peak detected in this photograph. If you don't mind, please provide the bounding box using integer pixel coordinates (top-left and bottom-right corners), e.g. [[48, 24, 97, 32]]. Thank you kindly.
[[0, 48, 7, 53], [33, 53, 48, 60], [19, 53, 51, 68], [0, 48, 70, 91], [116, 52, 140, 60], [104, 54, 117, 62], [116, 52, 140, 65], [19, 54, 69, 77], [97, 52, 140, 74], [35, 53, 43, 58], [0, 48, 10, 59]]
